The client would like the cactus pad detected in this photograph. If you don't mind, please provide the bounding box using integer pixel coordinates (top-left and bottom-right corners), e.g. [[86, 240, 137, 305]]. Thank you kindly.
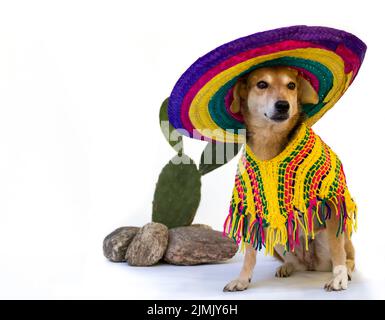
[[199, 141, 242, 175], [159, 97, 183, 155], [152, 154, 201, 228]]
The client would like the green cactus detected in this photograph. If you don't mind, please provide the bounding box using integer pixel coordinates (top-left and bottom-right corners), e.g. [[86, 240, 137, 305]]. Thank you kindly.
[[159, 97, 183, 155], [199, 141, 242, 176], [152, 154, 201, 228]]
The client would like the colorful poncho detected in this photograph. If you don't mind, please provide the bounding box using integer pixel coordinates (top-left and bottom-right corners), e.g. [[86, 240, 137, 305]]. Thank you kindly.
[[223, 123, 357, 255]]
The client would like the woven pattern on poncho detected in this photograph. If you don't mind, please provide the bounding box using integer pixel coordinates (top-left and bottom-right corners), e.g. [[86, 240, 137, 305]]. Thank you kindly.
[[223, 123, 357, 255]]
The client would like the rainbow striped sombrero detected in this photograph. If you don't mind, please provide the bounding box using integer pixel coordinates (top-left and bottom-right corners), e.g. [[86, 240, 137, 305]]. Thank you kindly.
[[167, 25, 366, 143]]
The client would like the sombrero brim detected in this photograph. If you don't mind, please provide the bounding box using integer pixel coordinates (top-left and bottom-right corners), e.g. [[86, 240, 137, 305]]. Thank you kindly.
[[167, 25, 366, 143]]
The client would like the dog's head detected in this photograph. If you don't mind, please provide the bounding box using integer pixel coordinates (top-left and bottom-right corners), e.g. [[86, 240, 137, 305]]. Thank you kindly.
[[230, 67, 319, 131]]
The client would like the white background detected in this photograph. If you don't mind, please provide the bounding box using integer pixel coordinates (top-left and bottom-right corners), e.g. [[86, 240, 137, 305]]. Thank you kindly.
[[0, 0, 384, 299]]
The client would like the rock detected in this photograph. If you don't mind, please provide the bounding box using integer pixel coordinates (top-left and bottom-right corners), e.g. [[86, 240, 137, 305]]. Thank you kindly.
[[103, 227, 140, 262], [191, 223, 212, 230], [164, 226, 238, 265], [126, 222, 168, 266]]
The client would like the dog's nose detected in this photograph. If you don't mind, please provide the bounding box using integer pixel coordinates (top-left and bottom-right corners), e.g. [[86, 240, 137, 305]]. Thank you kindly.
[[275, 100, 290, 113]]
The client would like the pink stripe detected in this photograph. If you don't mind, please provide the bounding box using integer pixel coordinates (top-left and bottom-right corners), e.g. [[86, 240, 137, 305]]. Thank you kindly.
[[181, 40, 329, 134], [293, 67, 320, 91], [223, 206, 233, 236], [287, 212, 294, 251], [295, 223, 300, 246], [336, 44, 361, 79]]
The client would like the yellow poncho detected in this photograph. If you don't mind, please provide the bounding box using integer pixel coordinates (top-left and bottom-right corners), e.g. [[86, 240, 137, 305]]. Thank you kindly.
[[223, 123, 357, 255]]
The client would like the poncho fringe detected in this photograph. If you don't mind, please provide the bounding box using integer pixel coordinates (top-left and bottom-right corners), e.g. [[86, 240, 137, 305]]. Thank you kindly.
[[223, 124, 357, 255]]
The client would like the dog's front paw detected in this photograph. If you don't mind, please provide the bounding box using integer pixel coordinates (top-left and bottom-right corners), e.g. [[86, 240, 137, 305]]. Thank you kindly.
[[275, 262, 294, 278], [223, 278, 250, 292], [324, 265, 348, 291]]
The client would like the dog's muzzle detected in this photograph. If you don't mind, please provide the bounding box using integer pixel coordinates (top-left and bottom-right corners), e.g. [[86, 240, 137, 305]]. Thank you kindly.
[[269, 100, 290, 121]]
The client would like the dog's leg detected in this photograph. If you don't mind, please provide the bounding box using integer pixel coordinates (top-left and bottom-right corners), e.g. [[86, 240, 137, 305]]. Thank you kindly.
[[223, 243, 256, 292], [324, 210, 348, 291], [275, 256, 307, 278], [344, 234, 355, 280], [274, 245, 307, 277]]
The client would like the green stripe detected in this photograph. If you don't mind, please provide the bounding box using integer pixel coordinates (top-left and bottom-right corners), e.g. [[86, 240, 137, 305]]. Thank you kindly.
[[327, 157, 342, 199]]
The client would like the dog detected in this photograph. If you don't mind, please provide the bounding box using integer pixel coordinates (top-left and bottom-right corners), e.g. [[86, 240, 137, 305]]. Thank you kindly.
[[223, 66, 355, 292]]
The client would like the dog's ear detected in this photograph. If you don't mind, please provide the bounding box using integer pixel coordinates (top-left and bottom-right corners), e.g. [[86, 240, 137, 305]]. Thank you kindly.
[[298, 76, 319, 105], [230, 79, 247, 113]]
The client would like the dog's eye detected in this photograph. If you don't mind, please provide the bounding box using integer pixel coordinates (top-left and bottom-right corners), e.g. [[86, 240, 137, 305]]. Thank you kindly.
[[257, 81, 268, 89], [287, 82, 296, 90]]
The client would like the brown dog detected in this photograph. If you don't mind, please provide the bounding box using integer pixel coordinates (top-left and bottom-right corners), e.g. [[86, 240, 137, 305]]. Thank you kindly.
[[223, 67, 355, 292]]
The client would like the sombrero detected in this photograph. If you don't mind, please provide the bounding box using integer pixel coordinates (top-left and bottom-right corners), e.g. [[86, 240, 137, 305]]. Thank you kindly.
[[167, 25, 366, 143]]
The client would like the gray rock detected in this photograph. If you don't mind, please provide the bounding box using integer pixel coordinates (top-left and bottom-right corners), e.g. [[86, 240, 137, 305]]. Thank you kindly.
[[191, 223, 212, 230], [103, 227, 140, 262], [164, 226, 238, 265], [126, 222, 168, 266]]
